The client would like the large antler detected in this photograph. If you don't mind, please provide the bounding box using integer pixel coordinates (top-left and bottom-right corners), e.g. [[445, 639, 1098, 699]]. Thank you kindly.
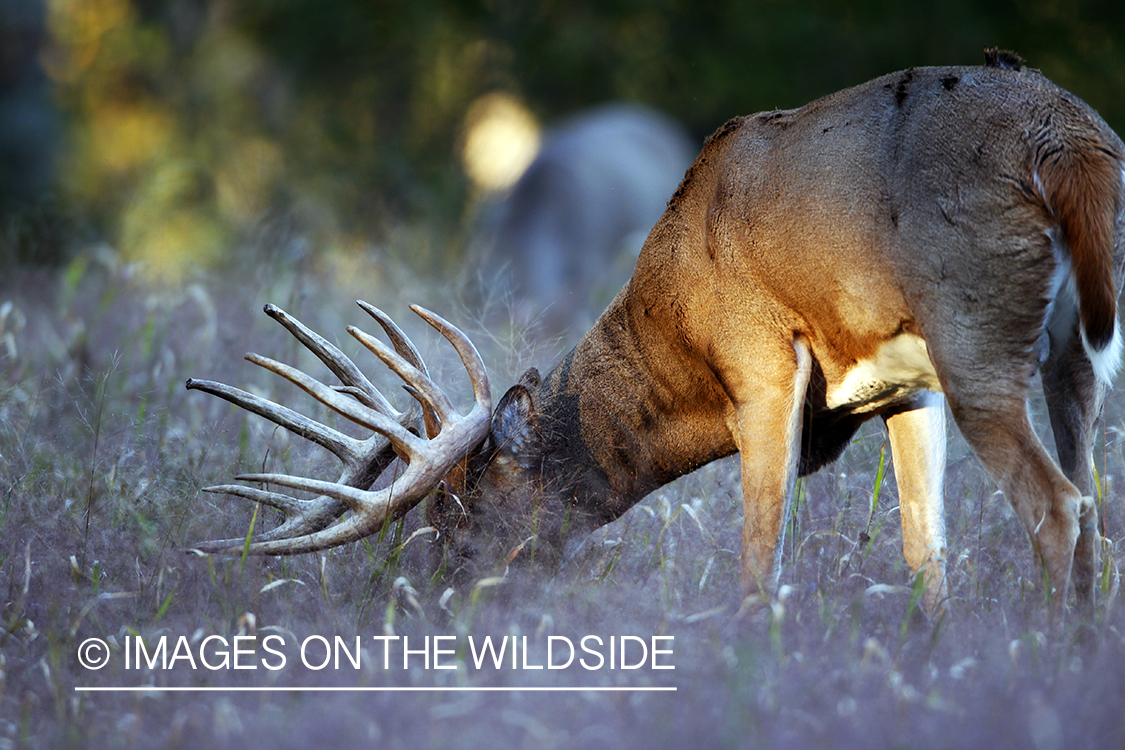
[[186, 301, 492, 555]]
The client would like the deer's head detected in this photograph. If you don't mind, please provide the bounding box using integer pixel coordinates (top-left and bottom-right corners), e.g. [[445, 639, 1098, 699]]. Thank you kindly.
[[187, 303, 563, 576]]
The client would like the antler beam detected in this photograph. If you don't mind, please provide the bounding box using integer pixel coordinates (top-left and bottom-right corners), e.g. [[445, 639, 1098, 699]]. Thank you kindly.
[[186, 302, 491, 555]]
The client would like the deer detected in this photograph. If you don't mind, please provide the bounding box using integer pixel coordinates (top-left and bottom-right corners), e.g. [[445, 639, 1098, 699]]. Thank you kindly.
[[187, 51, 1125, 618], [486, 103, 695, 338]]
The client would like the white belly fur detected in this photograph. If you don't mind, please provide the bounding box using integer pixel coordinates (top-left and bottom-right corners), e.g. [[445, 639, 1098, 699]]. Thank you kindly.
[[826, 334, 941, 412]]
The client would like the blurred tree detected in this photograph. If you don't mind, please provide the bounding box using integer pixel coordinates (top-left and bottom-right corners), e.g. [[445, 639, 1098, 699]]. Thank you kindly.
[[0, 0, 68, 266], [0, 0, 55, 205], [12, 0, 1125, 277]]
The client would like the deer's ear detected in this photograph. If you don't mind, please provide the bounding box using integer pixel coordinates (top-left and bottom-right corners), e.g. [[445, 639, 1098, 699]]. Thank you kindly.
[[516, 366, 541, 390], [491, 380, 539, 462]]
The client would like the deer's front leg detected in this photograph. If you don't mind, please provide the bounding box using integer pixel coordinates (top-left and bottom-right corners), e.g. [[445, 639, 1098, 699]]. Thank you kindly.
[[884, 390, 949, 616], [733, 337, 813, 599]]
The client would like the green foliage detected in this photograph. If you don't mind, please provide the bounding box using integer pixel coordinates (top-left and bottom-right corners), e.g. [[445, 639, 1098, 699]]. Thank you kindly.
[[17, 0, 1125, 278]]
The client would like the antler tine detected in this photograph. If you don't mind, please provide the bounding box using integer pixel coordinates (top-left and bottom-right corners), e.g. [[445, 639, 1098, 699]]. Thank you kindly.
[[347, 327, 459, 424], [347, 305, 492, 428], [192, 483, 377, 553], [355, 300, 428, 374], [193, 481, 416, 556], [203, 484, 301, 512], [185, 377, 363, 464], [263, 303, 398, 417], [408, 305, 492, 411], [243, 352, 425, 458], [402, 384, 442, 439], [356, 300, 442, 438]]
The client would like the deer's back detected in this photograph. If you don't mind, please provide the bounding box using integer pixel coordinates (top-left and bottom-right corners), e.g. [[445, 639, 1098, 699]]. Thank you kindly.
[[625, 64, 1122, 386]]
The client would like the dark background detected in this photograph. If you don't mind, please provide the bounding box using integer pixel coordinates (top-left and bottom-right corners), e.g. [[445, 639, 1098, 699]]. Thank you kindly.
[[3, 0, 1124, 274]]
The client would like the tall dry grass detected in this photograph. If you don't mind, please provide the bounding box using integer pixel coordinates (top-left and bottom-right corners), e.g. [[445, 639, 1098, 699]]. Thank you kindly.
[[0, 248, 1123, 749]]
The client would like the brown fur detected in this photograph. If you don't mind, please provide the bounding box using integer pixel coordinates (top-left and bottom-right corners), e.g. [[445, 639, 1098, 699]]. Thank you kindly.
[[1033, 119, 1122, 348]]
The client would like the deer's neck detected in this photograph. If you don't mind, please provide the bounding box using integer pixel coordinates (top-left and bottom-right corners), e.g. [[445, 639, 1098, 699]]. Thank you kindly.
[[531, 290, 734, 526]]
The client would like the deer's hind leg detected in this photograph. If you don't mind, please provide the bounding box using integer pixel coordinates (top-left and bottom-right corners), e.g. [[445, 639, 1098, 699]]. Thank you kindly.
[[908, 214, 1087, 611], [936, 358, 1084, 611], [1042, 327, 1108, 606]]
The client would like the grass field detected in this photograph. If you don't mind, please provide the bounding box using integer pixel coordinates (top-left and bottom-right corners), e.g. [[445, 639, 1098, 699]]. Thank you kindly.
[[1, 249, 1124, 749]]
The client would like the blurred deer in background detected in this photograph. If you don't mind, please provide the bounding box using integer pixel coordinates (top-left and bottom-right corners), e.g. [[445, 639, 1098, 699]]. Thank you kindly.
[[189, 51, 1124, 617], [482, 103, 695, 339]]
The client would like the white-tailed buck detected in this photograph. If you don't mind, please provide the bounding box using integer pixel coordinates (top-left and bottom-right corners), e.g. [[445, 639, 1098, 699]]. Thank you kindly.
[[189, 51, 1125, 615]]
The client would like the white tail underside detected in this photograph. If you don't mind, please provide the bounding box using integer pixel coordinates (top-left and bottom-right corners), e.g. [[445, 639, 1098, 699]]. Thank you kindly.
[[1047, 228, 1123, 386]]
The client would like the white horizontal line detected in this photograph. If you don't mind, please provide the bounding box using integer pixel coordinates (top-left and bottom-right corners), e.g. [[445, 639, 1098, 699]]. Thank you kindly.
[[75, 686, 676, 693]]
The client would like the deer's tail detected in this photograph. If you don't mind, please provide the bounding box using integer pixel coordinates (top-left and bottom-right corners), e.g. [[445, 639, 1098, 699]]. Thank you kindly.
[[1034, 123, 1123, 383]]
